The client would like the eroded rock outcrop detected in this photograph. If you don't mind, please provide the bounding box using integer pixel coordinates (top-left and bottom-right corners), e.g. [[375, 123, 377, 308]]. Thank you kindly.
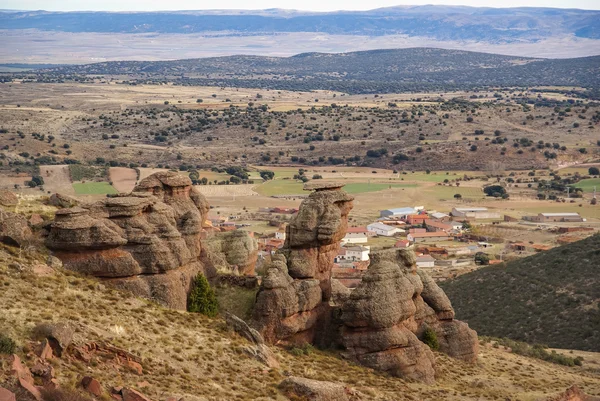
[[0, 211, 32, 247], [252, 182, 353, 344], [46, 172, 210, 309], [0, 189, 18, 207], [340, 248, 478, 383], [203, 230, 258, 275], [279, 376, 363, 401]]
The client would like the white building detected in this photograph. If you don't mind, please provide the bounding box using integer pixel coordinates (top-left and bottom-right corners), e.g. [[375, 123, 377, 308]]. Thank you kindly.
[[416, 255, 435, 268], [336, 246, 370, 262], [367, 222, 403, 237], [379, 207, 418, 219], [451, 207, 501, 219], [341, 227, 370, 245]]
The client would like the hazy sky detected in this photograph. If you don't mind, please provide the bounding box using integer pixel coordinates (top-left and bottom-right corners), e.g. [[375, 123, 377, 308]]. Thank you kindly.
[[2, 0, 599, 11]]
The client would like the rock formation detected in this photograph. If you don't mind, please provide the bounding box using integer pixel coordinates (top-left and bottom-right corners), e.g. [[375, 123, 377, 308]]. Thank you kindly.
[[0, 189, 18, 208], [46, 172, 210, 309], [203, 230, 258, 275], [278, 376, 363, 401], [543, 385, 600, 401], [252, 182, 353, 344], [225, 313, 279, 368], [0, 211, 32, 247], [339, 248, 478, 383]]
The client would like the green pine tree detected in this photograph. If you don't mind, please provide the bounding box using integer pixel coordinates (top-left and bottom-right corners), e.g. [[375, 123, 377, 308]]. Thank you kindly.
[[187, 274, 218, 317], [422, 327, 439, 350]]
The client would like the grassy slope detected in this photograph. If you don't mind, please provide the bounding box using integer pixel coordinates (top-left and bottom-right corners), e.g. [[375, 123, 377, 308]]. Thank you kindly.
[[441, 234, 600, 351], [1, 243, 600, 399]]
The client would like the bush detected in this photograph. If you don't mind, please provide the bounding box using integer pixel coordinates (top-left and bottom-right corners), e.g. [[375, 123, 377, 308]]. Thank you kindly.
[[0, 333, 16, 354], [589, 167, 599, 175], [259, 170, 275, 180], [422, 327, 439, 350], [188, 274, 218, 317]]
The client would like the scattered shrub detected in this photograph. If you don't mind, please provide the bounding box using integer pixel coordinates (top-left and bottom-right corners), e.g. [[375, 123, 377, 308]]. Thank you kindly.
[[422, 328, 439, 350], [0, 333, 16, 354]]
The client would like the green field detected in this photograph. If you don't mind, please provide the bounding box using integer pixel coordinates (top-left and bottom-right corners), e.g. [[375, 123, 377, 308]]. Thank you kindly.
[[255, 179, 418, 196], [576, 178, 600, 193], [423, 185, 486, 201], [73, 182, 118, 195]]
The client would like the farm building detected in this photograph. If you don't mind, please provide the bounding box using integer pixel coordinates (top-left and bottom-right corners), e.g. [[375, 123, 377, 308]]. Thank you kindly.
[[426, 220, 453, 233], [536, 212, 584, 222], [416, 255, 436, 268], [406, 214, 430, 225], [342, 227, 371, 244], [451, 207, 501, 219], [379, 207, 418, 219], [367, 223, 403, 237], [407, 232, 451, 243]]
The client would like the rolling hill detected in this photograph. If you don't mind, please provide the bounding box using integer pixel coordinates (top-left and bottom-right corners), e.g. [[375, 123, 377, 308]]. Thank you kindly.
[[441, 234, 600, 351], [40, 48, 600, 93]]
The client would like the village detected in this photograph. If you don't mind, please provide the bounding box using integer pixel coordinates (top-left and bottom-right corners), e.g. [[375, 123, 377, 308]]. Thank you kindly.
[[204, 202, 594, 286]]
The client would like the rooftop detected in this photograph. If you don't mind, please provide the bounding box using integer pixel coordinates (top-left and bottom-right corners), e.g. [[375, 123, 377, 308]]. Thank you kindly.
[[426, 220, 452, 229], [539, 212, 581, 217], [453, 207, 488, 212], [409, 232, 450, 238], [382, 207, 417, 214], [346, 226, 369, 234], [368, 222, 397, 231]]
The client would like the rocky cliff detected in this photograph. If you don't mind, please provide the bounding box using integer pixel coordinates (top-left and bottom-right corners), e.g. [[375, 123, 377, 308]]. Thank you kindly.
[[46, 171, 210, 309]]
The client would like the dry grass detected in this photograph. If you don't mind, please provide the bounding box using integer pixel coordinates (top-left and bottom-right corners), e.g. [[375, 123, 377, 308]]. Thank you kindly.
[[1, 243, 600, 400]]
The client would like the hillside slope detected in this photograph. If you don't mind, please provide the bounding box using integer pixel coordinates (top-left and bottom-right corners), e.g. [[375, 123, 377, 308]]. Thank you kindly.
[[1, 242, 600, 400], [441, 234, 600, 352]]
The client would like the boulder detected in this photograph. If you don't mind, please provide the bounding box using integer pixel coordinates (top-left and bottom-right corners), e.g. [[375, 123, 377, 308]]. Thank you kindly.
[[37, 340, 53, 360], [28, 214, 44, 228], [9, 355, 41, 401], [122, 388, 153, 401], [48, 193, 79, 208], [339, 248, 478, 383], [32, 322, 74, 357], [0, 211, 32, 247], [279, 376, 361, 401], [0, 388, 16, 401], [46, 172, 212, 309], [0, 190, 18, 207], [81, 376, 103, 396], [225, 313, 279, 368]]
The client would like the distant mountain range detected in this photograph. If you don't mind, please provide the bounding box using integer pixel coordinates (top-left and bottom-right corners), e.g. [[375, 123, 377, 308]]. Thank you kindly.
[[1, 6, 600, 42], [39, 48, 600, 93]]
